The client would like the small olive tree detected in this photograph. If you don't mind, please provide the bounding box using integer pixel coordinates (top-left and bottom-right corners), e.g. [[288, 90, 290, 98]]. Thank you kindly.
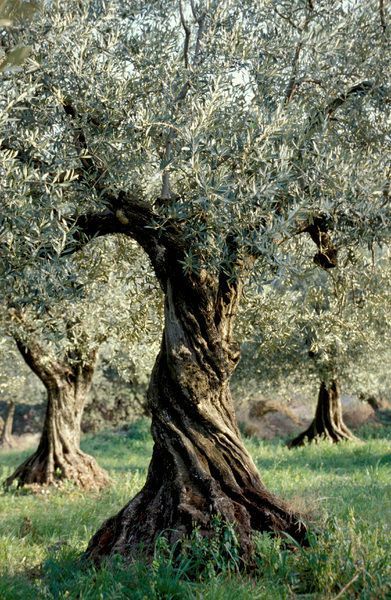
[[2, 237, 161, 488], [236, 245, 391, 446]]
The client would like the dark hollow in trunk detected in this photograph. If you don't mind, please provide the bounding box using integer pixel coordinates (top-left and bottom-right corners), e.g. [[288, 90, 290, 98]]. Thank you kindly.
[[4, 344, 109, 490], [288, 380, 356, 448], [86, 271, 307, 564], [0, 401, 16, 449]]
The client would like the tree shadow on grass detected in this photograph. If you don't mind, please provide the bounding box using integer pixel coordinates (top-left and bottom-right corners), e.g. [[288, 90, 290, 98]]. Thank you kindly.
[[0, 545, 190, 600]]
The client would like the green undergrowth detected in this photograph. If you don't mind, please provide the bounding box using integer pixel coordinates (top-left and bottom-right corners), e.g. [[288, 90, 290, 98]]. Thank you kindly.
[[0, 419, 390, 599]]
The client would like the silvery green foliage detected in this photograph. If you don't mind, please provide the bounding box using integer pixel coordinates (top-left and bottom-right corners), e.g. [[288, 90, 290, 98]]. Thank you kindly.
[[236, 244, 391, 402], [1, 235, 162, 376], [0, 0, 389, 280]]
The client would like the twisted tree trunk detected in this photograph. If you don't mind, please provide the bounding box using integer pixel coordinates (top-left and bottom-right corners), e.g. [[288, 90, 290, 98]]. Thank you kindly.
[[288, 380, 355, 448], [4, 343, 109, 489], [0, 401, 16, 449], [86, 269, 306, 563]]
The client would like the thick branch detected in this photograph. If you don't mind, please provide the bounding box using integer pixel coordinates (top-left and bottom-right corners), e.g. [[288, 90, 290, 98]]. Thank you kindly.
[[297, 215, 338, 269], [15, 338, 67, 387], [69, 209, 129, 249], [306, 224, 337, 269], [68, 193, 188, 288], [284, 42, 302, 103], [325, 81, 374, 117]]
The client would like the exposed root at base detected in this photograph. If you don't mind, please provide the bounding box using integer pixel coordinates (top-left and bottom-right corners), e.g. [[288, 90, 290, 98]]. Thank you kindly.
[[4, 448, 110, 491]]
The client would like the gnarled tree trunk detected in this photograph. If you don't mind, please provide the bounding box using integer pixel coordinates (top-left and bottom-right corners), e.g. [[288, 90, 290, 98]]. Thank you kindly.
[[86, 269, 306, 563], [0, 401, 16, 449], [288, 380, 355, 448], [4, 343, 109, 489]]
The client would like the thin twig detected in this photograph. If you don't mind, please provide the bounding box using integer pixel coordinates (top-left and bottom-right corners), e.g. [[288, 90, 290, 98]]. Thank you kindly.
[[274, 6, 301, 31], [179, 0, 191, 68], [331, 572, 360, 600], [160, 3, 207, 199]]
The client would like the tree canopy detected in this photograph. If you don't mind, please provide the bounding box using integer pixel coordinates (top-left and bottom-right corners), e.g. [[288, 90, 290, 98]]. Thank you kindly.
[[0, 0, 389, 281]]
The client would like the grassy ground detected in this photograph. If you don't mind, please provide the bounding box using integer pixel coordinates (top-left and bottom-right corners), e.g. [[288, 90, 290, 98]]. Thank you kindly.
[[0, 420, 389, 599]]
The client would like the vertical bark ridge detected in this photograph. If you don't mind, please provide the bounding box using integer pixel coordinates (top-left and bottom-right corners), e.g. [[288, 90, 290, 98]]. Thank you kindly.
[[86, 273, 306, 563]]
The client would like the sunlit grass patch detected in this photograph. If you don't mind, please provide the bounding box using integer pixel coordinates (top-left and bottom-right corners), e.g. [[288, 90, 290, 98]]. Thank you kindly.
[[0, 419, 390, 598]]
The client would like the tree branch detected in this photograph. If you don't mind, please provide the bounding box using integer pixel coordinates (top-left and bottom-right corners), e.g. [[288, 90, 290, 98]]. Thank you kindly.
[[193, 10, 206, 63], [62, 100, 107, 190], [189, 0, 198, 20], [14, 338, 65, 387], [67, 209, 127, 250], [159, 3, 207, 201], [284, 42, 302, 103], [179, 0, 191, 69], [274, 6, 301, 32], [296, 215, 338, 269], [67, 192, 187, 289]]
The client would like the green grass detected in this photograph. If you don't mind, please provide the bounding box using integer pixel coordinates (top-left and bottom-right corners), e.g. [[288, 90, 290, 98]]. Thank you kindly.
[[0, 419, 390, 599]]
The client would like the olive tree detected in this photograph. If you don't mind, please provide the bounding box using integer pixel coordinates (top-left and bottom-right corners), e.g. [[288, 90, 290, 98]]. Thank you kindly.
[[1, 238, 161, 488], [288, 253, 391, 446], [1, 0, 389, 560], [237, 244, 391, 446]]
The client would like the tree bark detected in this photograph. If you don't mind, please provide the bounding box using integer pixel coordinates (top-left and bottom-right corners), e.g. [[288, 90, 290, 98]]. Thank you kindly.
[[0, 401, 16, 449], [288, 380, 356, 448], [4, 343, 109, 490], [86, 267, 306, 563]]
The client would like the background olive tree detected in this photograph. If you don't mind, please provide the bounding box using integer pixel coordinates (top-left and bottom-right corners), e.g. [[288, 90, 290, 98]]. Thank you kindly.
[[0, 334, 45, 448], [1, 237, 161, 488], [235, 244, 391, 445]]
